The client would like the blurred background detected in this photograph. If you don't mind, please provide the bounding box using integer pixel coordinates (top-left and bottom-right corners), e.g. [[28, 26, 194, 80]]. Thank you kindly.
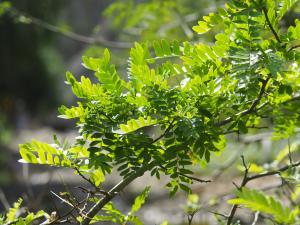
[[0, 0, 300, 224]]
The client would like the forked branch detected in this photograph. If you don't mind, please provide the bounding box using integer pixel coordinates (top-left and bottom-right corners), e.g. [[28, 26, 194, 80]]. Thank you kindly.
[[226, 157, 300, 225], [81, 166, 148, 225], [216, 77, 270, 127]]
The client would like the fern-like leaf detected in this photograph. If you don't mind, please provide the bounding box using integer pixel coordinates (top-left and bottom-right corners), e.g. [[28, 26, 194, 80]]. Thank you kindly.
[[152, 40, 181, 58], [130, 186, 151, 214], [66, 72, 106, 100], [58, 103, 87, 119], [82, 49, 124, 95], [6, 198, 23, 221], [228, 188, 296, 224], [19, 140, 72, 167], [119, 116, 157, 134], [278, 0, 299, 18]]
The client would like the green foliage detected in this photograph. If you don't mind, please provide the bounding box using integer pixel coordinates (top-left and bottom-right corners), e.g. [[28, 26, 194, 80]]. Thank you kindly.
[[16, 0, 300, 224], [19, 139, 72, 167], [19, 139, 105, 187], [0, 198, 48, 225], [119, 116, 158, 134], [0, 1, 11, 16], [278, 0, 299, 18], [103, 0, 219, 40], [20, 0, 300, 194], [130, 186, 151, 214], [89, 186, 150, 225], [183, 194, 201, 215], [228, 188, 299, 224]]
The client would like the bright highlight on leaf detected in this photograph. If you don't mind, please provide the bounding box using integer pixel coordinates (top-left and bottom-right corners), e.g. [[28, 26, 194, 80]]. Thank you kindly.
[[19, 140, 72, 167], [130, 186, 151, 214], [119, 116, 158, 134], [193, 21, 211, 34]]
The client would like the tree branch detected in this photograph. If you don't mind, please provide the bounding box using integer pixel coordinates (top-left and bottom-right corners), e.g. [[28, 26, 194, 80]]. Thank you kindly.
[[226, 157, 300, 225], [182, 174, 211, 183], [288, 44, 300, 52], [262, 7, 282, 43], [247, 160, 300, 182], [150, 119, 176, 144], [8, 7, 132, 49], [226, 156, 249, 225], [216, 77, 270, 127], [81, 166, 148, 225], [74, 168, 97, 189], [81, 119, 178, 224], [159, 165, 211, 183]]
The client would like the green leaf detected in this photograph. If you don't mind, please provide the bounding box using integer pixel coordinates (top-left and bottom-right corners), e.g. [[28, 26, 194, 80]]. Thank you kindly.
[[119, 116, 158, 134], [278, 0, 299, 18], [193, 21, 211, 34], [228, 188, 296, 224], [88, 168, 105, 186], [6, 198, 23, 221], [179, 183, 192, 193], [58, 103, 87, 119], [161, 39, 172, 55], [0, 1, 11, 16], [130, 186, 151, 214], [65, 72, 106, 100], [93, 49, 124, 95], [172, 40, 180, 55], [19, 140, 72, 167], [153, 40, 164, 57]]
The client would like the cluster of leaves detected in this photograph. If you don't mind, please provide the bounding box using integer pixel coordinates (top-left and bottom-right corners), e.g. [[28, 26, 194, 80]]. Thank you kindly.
[[0, 198, 48, 225], [103, 0, 220, 40], [228, 188, 299, 224], [15, 0, 300, 224], [85, 186, 151, 225]]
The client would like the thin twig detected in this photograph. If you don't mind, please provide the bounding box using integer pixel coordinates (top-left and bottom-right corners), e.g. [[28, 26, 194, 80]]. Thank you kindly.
[[251, 211, 260, 225], [216, 77, 270, 127], [50, 191, 74, 208], [187, 214, 194, 225], [247, 160, 300, 182], [208, 210, 228, 218], [74, 168, 97, 189], [159, 165, 210, 183], [151, 119, 176, 144], [262, 7, 282, 43], [8, 7, 132, 49], [81, 166, 149, 225], [288, 44, 300, 52], [226, 156, 249, 225], [47, 207, 79, 225], [183, 174, 211, 183], [288, 138, 293, 164], [226, 158, 300, 225]]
